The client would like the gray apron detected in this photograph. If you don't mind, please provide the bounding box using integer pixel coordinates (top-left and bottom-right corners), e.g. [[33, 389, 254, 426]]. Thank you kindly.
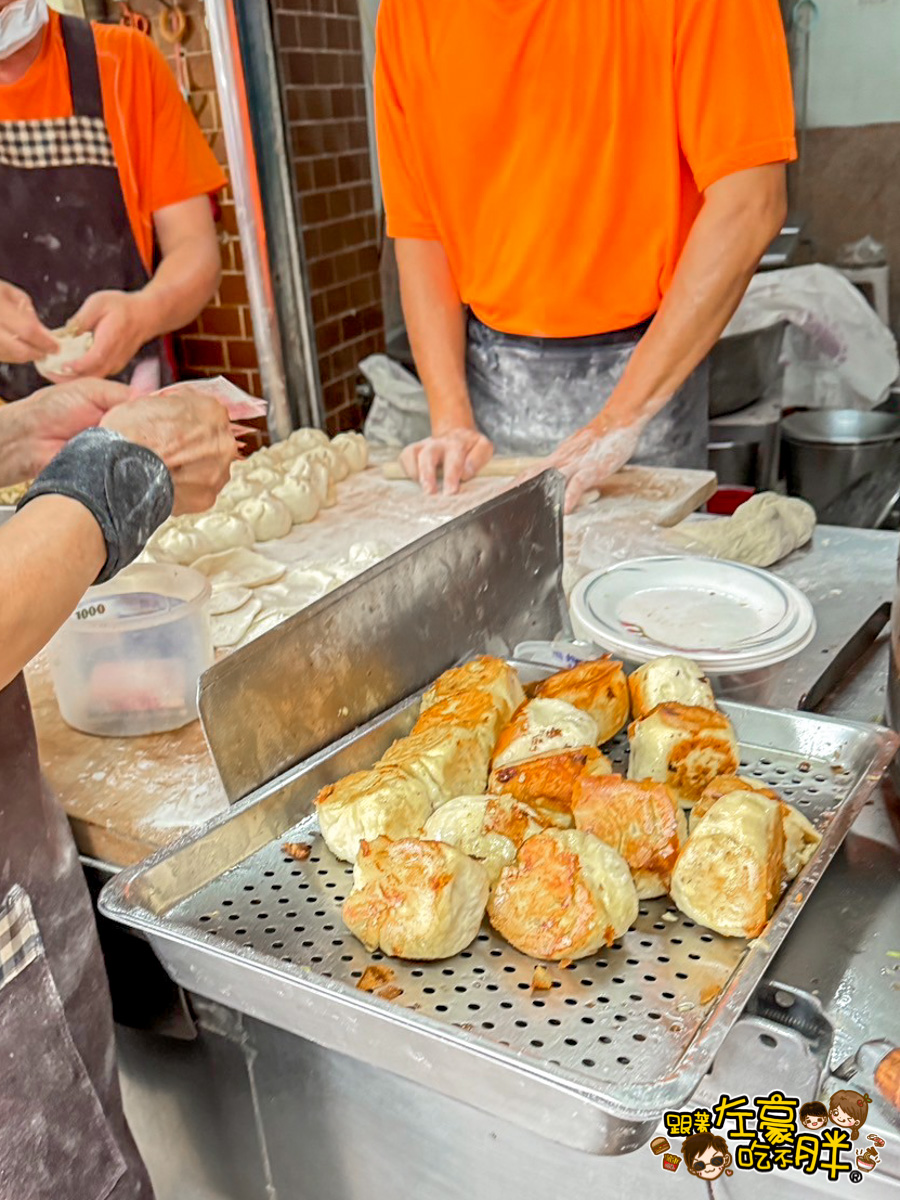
[[466, 312, 710, 465], [0, 675, 154, 1200]]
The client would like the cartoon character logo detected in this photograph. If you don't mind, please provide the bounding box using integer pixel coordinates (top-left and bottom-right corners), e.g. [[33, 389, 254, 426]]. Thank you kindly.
[[799, 1101, 829, 1130], [828, 1090, 871, 1141], [682, 1132, 733, 1181]]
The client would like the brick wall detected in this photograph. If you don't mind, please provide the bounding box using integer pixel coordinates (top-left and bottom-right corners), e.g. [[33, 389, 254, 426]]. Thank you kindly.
[[272, 0, 385, 433], [128, 0, 263, 399]]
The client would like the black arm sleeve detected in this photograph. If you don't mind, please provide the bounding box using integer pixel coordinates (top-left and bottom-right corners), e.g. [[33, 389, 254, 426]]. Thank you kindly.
[[17, 428, 174, 584]]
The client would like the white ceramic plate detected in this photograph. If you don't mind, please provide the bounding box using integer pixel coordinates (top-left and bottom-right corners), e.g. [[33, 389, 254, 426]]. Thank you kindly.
[[570, 556, 816, 670]]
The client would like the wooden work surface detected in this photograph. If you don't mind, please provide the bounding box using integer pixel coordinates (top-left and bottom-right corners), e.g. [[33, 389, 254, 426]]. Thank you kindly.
[[29, 464, 714, 869]]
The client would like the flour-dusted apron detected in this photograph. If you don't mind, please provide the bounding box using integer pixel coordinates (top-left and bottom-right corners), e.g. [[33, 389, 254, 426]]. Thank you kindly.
[[0, 675, 154, 1200], [466, 312, 710, 467], [0, 15, 164, 402]]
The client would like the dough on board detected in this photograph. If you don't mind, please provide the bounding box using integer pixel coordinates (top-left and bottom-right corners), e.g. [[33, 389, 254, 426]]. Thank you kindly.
[[192, 511, 255, 553], [148, 522, 213, 566], [208, 584, 252, 615], [34, 328, 94, 380], [210, 596, 263, 649], [191, 547, 286, 587], [272, 477, 320, 523], [666, 492, 816, 568], [233, 492, 293, 541]]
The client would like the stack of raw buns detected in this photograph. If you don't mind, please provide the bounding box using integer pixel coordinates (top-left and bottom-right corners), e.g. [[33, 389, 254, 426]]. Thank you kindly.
[[313, 653, 821, 962]]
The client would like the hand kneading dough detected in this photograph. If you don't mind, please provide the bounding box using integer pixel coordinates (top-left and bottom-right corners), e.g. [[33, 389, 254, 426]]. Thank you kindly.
[[627, 703, 739, 808], [330, 431, 369, 473], [192, 511, 255, 553], [380, 724, 490, 807], [315, 764, 431, 862], [489, 745, 611, 828], [233, 492, 293, 541], [423, 794, 545, 885], [670, 790, 785, 938], [421, 656, 525, 726], [272, 478, 320, 524], [148, 521, 214, 566], [572, 773, 686, 899], [530, 656, 630, 743], [343, 837, 490, 960], [488, 829, 638, 960], [692, 775, 820, 883], [666, 493, 816, 568], [492, 698, 600, 770], [628, 656, 716, 722], [34, 328, 94, 380]]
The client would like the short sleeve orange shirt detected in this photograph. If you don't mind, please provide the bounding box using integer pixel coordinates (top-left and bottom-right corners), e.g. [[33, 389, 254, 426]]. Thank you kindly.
[[0, 12, 226, 272], [376, 0, 797, 338]]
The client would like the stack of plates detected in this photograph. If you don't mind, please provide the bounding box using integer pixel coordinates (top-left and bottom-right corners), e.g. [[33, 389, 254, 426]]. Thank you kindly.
[[569, 556, 816, 673]]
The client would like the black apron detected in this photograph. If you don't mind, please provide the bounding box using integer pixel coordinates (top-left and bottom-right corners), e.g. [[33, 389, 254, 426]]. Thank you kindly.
[[0, 15, 163, 402], [0, 676, 154, 1200]]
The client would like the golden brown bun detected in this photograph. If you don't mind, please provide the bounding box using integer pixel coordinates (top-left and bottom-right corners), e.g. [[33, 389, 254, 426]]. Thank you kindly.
[[343, 837, 489, 960], [670, 790, 784, 938], [572, 773, 685, 899], [420, 656, 525, 725], [412, 690, 506, 757], [492, 698, 600, 770], [487, 829, 638, 961], [489, 746, 612, 827], [380, 724, 490, 808], [628, 656, 716, 722], [422, 794, 546, 885], [315, 765, 431, 863], [531, 656, 630, 743], [482, 794, 550, 846], [627, 703, 739, 808], [693, 775, 820, 882]]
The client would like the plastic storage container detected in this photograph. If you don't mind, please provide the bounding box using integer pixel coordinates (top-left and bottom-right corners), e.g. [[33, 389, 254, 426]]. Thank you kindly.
[[50, 563, 213, 736]]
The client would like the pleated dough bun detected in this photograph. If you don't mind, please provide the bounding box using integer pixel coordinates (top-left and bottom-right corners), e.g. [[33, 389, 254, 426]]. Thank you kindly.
[[315, 764, 432, 862], [420, 656, 525, 727], [272, 478, 320, 524], [492, 698, 600, 770], [489, 745, 611, 827], [488, 829, 638, 960], [243, 465, 284, 493], [531, 656, 629, 743], [627, 703, 739, 809], [423, 794, 546, 885], [331, 431, 369, 473], [216, 476, 259, 510], [380, 724, 490, 808], [693, 775, 820, 883], [148, 520, 213, 566], [572, 773, 686, 899], [343, 836, 490, 960], [628, 656, 717, 722], [288, 427, 329, 452], [670, 790, 785, 938], [233, 492, 293, 542], [286, 453, 332, 507], [191, 511, 255, 553]]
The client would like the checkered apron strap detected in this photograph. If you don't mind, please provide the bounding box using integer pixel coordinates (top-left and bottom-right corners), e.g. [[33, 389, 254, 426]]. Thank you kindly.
[[0, 885, 41, 991], [0, 114, 116, 171]]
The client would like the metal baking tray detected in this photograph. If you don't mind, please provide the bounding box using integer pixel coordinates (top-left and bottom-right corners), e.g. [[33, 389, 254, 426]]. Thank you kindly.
[[101, 679, 898, 1156]]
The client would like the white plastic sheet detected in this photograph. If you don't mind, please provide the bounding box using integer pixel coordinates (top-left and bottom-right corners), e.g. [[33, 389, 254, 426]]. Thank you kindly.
[[361, 354, 431, 446]]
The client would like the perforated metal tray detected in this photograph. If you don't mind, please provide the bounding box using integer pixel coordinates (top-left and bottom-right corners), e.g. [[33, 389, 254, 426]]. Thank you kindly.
[[101, 685, 898, 1155]]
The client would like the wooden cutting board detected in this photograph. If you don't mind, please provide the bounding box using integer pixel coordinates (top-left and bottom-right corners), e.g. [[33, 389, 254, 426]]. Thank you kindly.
[[382, 458, 717, 528]]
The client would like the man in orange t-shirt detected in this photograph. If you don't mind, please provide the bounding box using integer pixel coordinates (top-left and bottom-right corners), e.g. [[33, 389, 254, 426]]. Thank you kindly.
[[0, 0, 226, 401], [376, 0, 797, 509]]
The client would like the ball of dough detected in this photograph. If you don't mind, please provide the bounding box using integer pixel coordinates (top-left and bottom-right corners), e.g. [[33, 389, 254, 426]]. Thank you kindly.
[[315, 764, 432, 862], [288, 427, 329, 451], [148, 519, 214, 566], [34, 328, 94, 381], [423, 794, 545, 885], [192, 511, 255, 553], [488, 829, 638, 960], [628, 656, 716, 722], [330, 431, 369, 474], [233, 492, 293, 542], [271, 477, 320, 524], [343, 836, 490, 960], [627, 703, 739, 809], [492, 698, 600, 770]]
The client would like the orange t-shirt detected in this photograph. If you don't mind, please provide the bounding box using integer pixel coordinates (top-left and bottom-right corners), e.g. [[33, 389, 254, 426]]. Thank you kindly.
[[0, 12, 226, 272], [376, 0, 797, 338]]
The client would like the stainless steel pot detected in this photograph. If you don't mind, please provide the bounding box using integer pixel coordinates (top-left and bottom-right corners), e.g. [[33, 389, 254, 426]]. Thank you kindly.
[[781, 409, 900, 523], [709, 320, 788, 417]]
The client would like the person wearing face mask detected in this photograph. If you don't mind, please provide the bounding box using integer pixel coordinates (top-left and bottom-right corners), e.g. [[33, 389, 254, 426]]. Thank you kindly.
[[0, 377, 235, 1198], [378, 0, 796, 511], [0, 0, 226, 401]]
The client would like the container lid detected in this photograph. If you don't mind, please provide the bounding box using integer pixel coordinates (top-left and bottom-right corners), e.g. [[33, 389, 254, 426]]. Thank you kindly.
[[781, 409, 900, 447]]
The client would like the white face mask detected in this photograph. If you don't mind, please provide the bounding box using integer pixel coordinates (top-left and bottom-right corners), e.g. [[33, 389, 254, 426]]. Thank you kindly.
[[0, 0, 48, 61]]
